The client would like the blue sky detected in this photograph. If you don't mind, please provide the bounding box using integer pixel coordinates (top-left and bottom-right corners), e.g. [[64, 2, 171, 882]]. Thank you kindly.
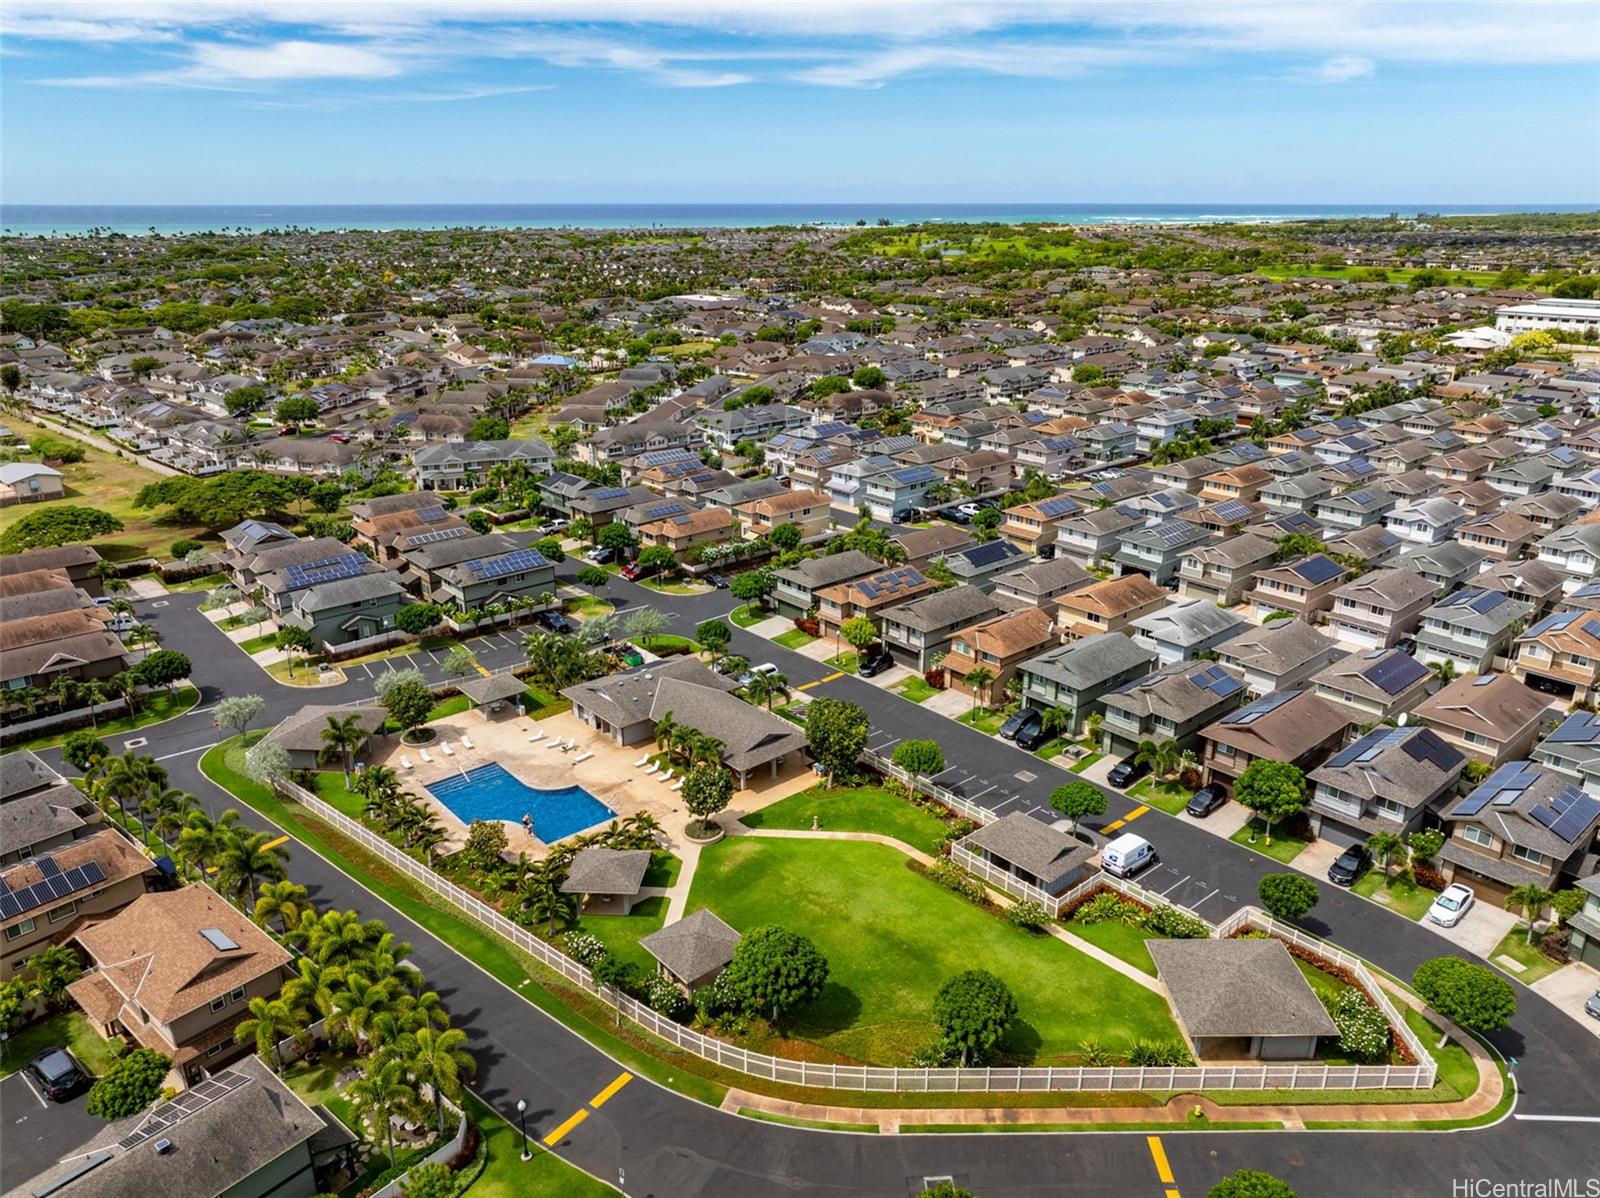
[[3, 2, 1597, 205]]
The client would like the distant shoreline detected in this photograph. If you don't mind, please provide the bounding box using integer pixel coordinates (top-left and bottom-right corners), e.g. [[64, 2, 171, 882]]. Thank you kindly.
[[2, 202, 1593, 238]]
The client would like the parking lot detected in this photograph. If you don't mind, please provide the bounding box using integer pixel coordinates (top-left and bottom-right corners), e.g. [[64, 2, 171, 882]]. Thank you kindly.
[[0, 1071, 104, 1192]]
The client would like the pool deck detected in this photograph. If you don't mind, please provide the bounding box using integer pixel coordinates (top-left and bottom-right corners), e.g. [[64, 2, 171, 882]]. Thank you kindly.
[[375, 707, 818, 861]]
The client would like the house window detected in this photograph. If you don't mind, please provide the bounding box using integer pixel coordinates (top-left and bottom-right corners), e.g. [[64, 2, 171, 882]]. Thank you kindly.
[[1374, 797, 1407, 821], [1511, 844, 1545, 866], [206, 1042, 224, 1058], [229, 986, 245, 1003], [1461, 825, 1494, 848], [5, 918, 37, 941], [210, 995, 227, 1013], [46, 902, 76, 924]]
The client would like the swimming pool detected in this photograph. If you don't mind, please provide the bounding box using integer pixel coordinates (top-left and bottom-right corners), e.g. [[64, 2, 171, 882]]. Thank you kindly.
[[424, 762, 615, 843]]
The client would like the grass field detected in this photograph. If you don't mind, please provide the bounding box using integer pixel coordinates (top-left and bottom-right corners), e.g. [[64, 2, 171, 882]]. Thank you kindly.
[[1066, 919, 1163, 977], [740, 784, 949, 855], [570, 896, 669, 975], [1352, 870, 1437, 921], [10, 685, 199, 751], [1489, 928, 1563, 984], [0, 414, 215, 562], [0, 1010, 121, 1079], [893, 675, 936, 703], [1069, 751, 1104, 774], [773, 628, 818, 650], [466, 1093, 619, 1197], [566, 595, 615, 620], [1229, 817, 1310, 864], [685, 837, 1179, 1065]]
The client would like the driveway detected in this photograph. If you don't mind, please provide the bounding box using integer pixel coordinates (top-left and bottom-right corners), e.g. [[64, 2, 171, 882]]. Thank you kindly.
[[1294, 837, 1347, 881], [1416, 896, 1520, 958], [1529, 961, 1600, 1038], [0, 1072, 103, 1193]]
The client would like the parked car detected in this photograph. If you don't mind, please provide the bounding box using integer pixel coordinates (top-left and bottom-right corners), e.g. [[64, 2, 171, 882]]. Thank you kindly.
[[858, 646, 894, 677], [739, 663, 781, 687], [585, 546, 615, 564], [619, 563, 642, 581], [1427, 883, 1477, 928], [533, 610, 572, 634], [107, 613, 137, 633], [956, 502, 983, 519], [1037, 544, 1057, 560], [1585, 991, 1600, 1021], [26, 1048, 88, 1101], [945, 508, 971, 525], [707, 573, 730, 589], [1327, 844, 1371, 886], [1106, 759, 1147, 788], [327, 432, 351, 444], [538, 519, 570, 536], [1102, 833, 1157, 878], [998, 708, 1042, 742], [1015, 721, 1053, 751], [1185, 784, 1226, 818]]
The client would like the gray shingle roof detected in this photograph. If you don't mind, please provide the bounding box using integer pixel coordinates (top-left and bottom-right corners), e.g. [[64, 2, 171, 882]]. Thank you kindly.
[[1025, 632, 1156, 689], [641, 908, 741, 983], [963, 812, 1094, 880], [1147, 939, 1338, 1039], [562, 847, 651, 897]]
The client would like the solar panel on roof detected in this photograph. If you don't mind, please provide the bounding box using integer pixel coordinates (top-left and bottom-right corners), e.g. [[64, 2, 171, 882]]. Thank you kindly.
[[589, 486, 631, 501], [1545, 713, 1600, 744], [960, 540, 1016, 569], [1294, 556, 1342, 585], [1583, 618, 1600, 639], [406, 526, 469, 547], [1532, 787, 1600, 843], [1038, 495, 1081, 518], [37, 857, 61, 878], [1362, 652, 1428, 696], [1472, 674, 1495, 686], [465, 548, 550, 582], [1212, 499, 1253, 521], [1225, 690, 1298, 725]]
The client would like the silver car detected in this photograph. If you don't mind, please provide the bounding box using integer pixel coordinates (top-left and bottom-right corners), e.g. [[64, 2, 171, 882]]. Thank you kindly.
[[1427, 883, 1476, 927]]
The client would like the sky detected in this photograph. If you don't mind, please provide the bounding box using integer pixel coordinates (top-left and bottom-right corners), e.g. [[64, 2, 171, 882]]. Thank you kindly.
[[2, 1, 1598, 206]]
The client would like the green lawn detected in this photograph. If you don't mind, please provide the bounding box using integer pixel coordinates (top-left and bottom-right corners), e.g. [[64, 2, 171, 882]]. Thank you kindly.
[[1127, 776, 1190, 814], [565, 596, 615, 620], [1068, 751, 1104, 774], [570, 896, 669, 974], [640, 577, 707, 595], [380, 694, 472, 733], [1404, 1009, 1479, 1101], [639, 634, 700, 654], [165, 571, 230, 593], [1489, 928, 1563, 984], [729, 603, 767, 628], [0, 1010, 121, 1079], [283, 1052, 359, 1107], [685, 837, 1180, 1065], [238, 632, 279, 654], [893, 675, 936, 703], [1294, 958, 1354, 1004], [1352, 870, 1438, 921], [642, 852, 681, 888], [773, 628, 818, 650], [956, 708, 1007, 735], [465, 1093, 619, 1197], [740, 784, 949, 855], [1229, 818, 1310, 864], [10, 685, 200, 751], [1066, 919, 1162, 977], [219, 612, 274, 633], [1031, 736, 1072, 762], [825, 652, 859, 675], [266, 659, 343, 685]]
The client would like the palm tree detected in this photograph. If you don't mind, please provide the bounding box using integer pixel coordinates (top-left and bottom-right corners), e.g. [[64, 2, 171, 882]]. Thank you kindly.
[[297, 908, 383, 967], [964, 666, 996, 716], [653, 711, 677, 759], [331, 970, 402, 1053], [144, 787, 194, 849], [235, 996, 306, 1073], [746, 670, 790, 711], [402, 1025, 476, 1134], [319, 714, 365, 787], [1133, 739, 1180, 780], [25, 945, 81, 1011], [106, 671, 140, 720], [175, 807, 239, 878], [1366, 829, 1405, 877], [347, 1056, 417, 1169], [1508, 883, 1553, 945], [518, 860, 577, 934], [95, 751, 167, 837], [1433, 658, 1459, 685], [283, 957, 341, 1024], [253, 879, 313, 933], [214, 829, 290, 907]]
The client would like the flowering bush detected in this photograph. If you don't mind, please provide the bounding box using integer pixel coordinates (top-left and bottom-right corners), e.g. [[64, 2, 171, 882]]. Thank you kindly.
[[924, 667, 946, 689], [795, 615, 821, 636], [561, 931, 608, 966], [1321, 988, 1391, 1063]]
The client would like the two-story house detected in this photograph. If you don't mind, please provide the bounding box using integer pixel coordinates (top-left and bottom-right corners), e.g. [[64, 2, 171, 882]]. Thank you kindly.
[[1217, 619, 1346, 698], [410, 437, 554, 491], [1056, 573, 1169, 640], [1, 750, 101, 867], [1053, 506, 1144, 567], [1129, 600, 1248, 666], [1261, 475, 1335, 515], [1327, 567, 1439, 650], [1244, 554, 1349, 622], [1396, 542, 1488, 597], [1, 830, 156, 982], [1310, 648, 1433, 724], [1098, 661, 1247, 759], [638, 507, 738, 555], [69, 884, 293, 1088], [1384, 497, 1468, 547], [1535, 524, 1600, 587], [878, 585, 1000, 672], [1456, 511, 1542, 563], [1114, 521, 1214, 587], [1200, 689, 1352, 798], [280, 571, 410, 648], [1307, 727, 1466, 848], [737, 488, 831, 541], [1510, 609, 1600, 705], [999, 494, 1084, 556], [1413, 673, 1550, 766], [988, 557, 1095, 614], [816, 565, 939, 641], [1413, 587, 1532, 675], [1019, 632, 1156, 735], [1314, 487, 1396, 532], [772, 549, 880, 617], [1532, 711, 1600, 797], [1437, 762, 1600, 904], [1176, 533, 1278, 607], [941, 607, 1056, 706]]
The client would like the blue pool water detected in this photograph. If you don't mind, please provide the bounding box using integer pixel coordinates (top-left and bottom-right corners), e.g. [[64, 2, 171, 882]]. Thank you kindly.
[[425, 763, 615, 843]]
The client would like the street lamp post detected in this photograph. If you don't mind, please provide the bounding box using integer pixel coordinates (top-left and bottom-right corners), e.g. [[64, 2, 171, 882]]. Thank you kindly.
[[516, 1097, 531, 1161]]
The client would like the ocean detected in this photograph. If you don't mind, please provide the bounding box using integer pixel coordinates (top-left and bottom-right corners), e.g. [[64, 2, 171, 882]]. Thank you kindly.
[[1, 202, 1591, 237]]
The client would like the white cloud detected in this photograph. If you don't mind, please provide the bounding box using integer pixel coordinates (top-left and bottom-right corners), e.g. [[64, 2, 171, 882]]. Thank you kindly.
[[47, 39, 403, 88], [1309, 55, 1376, 83]]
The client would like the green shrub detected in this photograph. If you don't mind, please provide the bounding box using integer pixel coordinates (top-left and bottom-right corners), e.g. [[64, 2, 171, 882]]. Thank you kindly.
[[1321, 988, 1391, 1063], [1005, 900, 1050, 931], [1142, 904, 1209, 939], [1126, 1038, 1194, 1067], [924, 858, 986, 904], [86, 1048, 169, 1119], [1072, 893, 1145, 926]]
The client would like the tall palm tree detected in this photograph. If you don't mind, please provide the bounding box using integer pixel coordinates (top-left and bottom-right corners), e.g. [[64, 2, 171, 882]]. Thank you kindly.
[[235, 996, 306, 1073], [653, 711, 677, 759], [144, 788, 194, 849], [330, 970, 401, 1053], [175, 807, 239, 878], [253, 879, 314, 933], [403, 1025, 476, 1134], [105, 671, 140, 720], [518, 860, 577, 934], [746, 671, 790, 711], [319, 714, 365, 787], [214, 829, 290, 907], [95, 752, 167, 837], [283, 957, 341, 1024], [297, 909, 383, 967], [1508, 883, 1553, 945], [347, 1056, 417, 1169], [964, 666, 996, 715]]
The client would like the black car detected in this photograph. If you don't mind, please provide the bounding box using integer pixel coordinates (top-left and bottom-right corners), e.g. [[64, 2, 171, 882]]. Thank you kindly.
[[1185, 784, 1226, 817], [998, 708, 1042, 742], [1106, 759, 1147, 788], [707, 573, 730, 589], [1327, 844, 1371, 886], [857, 647, 894, 677], [533, 610, 573, 635], [1015, 720, 1053, 751], [27, 1048, 88, 1101]]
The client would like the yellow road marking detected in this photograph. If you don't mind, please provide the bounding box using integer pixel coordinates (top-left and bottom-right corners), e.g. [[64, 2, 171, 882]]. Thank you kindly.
[[1102, 804, 1150, 834], [263, 835, 289, 851], [1147, 1135, 1175, 1185], [589, 1072, 632, 1108], [474, 662, 492, 677], [796, 671, 844, 691], [1166, 1190, 1182, 1198], [543, 1107, 588, 1145]]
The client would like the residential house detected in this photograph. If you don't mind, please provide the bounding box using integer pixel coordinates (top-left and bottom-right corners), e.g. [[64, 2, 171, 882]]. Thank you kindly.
[[1535, 524, 1600, 586], [1414, 587, 1532, 674], [1056, 573, 1169, 640], [1486, 458, 1557, 497], [999, 494, 1083, 555], [1261, 475, 1335, 516], [816, 565, 939, 641], [1437, 762, 1600, 903], [1130, 600, 1248, 666], [1563, 874, 1600, 970], [1, 606, 130, 692], [1396, 542, 1488, 596], [1019, 632, 1156, 734], [861, 463, 940, 522], [941, 607, 1056, 706], [1176, 533, 1277, 607], [68, 884, 294, 1087], [941, 538, 1031, 590], [1, 830, 156, 982], [1327, 568, 1439, 650], [1314, 487, 1395, 531], [1532, 711, 1600, 797], [0, 545, 103, 596], [1200, 689, 1352, 797], [410, 437, 554, 491], [1114, 520, 1213, 586], [890, 524, 976, 570], [637, 507, 737, 554], [737, 489, 831, 541], [1217, 619, 1346, 698], [280, 571, 410, 648], [1510, 609, 1600, 705], [0, 462, 65, 506], [570, 485, 661, 530], [1384, 498, 1467, 546], [1053, 506, 1145, 567], [1245, 554, 1348, 622], [772, 549, 879, 617], [988, 556, 1096, 614], [1307, 727, 1466, 847], [1199, 463, 1273, 504], [1311, 648, 1434, 724], [1098, 661, 1247, 758], [1478, 558, 1568, 615], [878, 585, 1001, 672], [1413, 673, 1550, 766], [1455, 511, 1542, 563]]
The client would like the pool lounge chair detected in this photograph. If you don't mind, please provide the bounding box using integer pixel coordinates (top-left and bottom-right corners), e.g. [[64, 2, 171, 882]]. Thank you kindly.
[[564, 737, 578, 752], [528, 730, 545, 743], [440, 741, 454, 756], [572, 751, 593, 764], [642, 762, 660, 775], [400, 756, 415, 771], [419, 748, 434, 764], [460, 734, 475, 751], [671, 778, 684, 791], [660, 768, 674, 784], [632, 754, 650, 767]]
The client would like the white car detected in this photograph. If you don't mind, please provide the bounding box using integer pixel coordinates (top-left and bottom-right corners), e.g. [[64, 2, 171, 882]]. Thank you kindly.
[[1427, 883, 1476, 928]]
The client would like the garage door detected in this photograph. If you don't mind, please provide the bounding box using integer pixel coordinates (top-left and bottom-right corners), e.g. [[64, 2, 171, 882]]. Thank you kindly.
[[1312, 819, 1363, 850], [1447, 865, 1513, 906]]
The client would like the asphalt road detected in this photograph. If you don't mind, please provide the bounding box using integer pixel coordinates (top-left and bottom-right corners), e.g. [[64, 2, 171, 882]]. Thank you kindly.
[[24, 568, 1600, 1198]]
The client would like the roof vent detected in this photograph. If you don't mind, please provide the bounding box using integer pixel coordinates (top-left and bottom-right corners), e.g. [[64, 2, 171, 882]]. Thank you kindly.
[[153, 1139, 174, 1155]]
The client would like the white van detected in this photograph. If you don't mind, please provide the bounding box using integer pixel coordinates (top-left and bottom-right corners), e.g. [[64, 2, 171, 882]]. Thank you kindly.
[[1101, 832, 1156, 878]]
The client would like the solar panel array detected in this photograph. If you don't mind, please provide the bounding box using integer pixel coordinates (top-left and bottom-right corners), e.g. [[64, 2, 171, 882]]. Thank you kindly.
[[1531, 786, 1600, 843], [405, 525, 469, 549], [1469, 590, 1508, 614], [1544, 712, 1600, 745], [1037, 495, 1082, 518], [1292, 555, 1343, 585], [1189, 663, 1244, 699], [463, 547, 550, 582], [641, 501, 689, 520], [1583, 618, 1600, 640], [958, 540, 1019, 569], [116, 1070, 253, 1152], [1211, 499, 1254, 522], [855, 567, 926, 600], [1148, 520, 1204, 548], [1328, 726, 1411, 768], [0, 857, 106, 920], [1362, 651, 1429, 695], [1224, 689, 1299, 725], [588, 486, 632, 501], [284, 552, 367, 588], [1456, 761, 1543, 818], [1528, 611, 1581, 638], [1401, 728, 1464, 771]]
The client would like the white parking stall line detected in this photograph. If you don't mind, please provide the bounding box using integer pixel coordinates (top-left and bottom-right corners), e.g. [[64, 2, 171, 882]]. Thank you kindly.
[[875, 736, 902, 751], [991, 794, 1021, 812], [20, 1073, 48, 1108], [1191, 887, 1222, 909], [1161, 874, 1192, 896], [970, 784, 996, 800], [932, 766, 964, 779], [427, 650, 444, 664]]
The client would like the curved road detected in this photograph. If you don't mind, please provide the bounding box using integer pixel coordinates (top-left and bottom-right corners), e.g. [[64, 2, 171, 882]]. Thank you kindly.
[[31, 569, 1600, 1198]]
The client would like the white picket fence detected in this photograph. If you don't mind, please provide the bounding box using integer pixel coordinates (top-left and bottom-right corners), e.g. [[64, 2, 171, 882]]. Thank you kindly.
[[276, 775, 1437, 1092]]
